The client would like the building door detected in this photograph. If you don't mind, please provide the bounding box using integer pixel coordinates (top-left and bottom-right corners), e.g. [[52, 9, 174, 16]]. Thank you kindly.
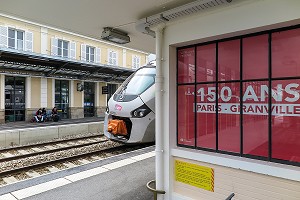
[[5, 76, 25, 122], [55, 80, 69, 119], [84, 82, 95, 117], [107, 83, 117, 102]]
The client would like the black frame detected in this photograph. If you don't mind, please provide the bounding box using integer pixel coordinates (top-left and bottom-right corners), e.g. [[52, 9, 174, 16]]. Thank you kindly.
[[5, 76, 26, 122], [55, 80, 70, 119], [176, 24, 300, 167]]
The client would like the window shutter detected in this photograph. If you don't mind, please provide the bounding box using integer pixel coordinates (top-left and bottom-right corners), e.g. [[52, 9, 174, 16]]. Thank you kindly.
[[114, 51, 118, 66], [25, 31, 33, 52], [108, 50, 112, 64], [70, 42, 76, 59], [96, 48, 101, 63], [81, 44, 86, 61], [0, 26, 8, 48], [132, 55, 136, 69], [51, 37, 58, 56]]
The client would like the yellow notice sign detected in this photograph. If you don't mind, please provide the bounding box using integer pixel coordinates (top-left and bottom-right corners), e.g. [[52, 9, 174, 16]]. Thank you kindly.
[[175, 160, 214, 192]]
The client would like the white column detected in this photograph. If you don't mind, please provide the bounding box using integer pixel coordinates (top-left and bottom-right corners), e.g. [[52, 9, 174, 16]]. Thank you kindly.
[[52, 79, 55, 107], [0, 74, 4, 110], [41, 27, 48, 55], [70, 80, 74, 107], [155, 24, 165, 200], [122, 49, 126, 67], [25, 76, 31, 108], [41, 78, 47, 108], [82, 81, 84, 108], [95, 82, 100, 107]]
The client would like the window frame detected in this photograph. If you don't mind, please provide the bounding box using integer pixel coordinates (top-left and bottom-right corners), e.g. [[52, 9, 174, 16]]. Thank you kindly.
[[57, 39, 69, 58], [108, 49, 118, 66], [8, 28, 24, 50], [176, 24, 300, 167], [86, 45, 95, 62]]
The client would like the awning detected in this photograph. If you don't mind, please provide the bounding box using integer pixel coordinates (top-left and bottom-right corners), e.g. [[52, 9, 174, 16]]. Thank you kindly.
[[0, 47, 135, 83]]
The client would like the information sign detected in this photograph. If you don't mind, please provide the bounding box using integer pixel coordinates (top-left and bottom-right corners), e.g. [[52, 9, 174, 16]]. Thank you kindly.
[[175, 160, 214, 192]]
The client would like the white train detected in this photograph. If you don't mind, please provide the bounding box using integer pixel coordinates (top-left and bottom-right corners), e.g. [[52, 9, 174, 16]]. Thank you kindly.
[[104, 65, 156, 144]]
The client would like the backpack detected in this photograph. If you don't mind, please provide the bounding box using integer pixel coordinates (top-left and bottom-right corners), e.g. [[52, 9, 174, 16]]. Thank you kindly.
[[107, 119, 128, 135]]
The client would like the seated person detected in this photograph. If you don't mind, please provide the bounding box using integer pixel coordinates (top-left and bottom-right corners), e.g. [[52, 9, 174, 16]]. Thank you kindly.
[[42, 108, 47, 121], [52, 107, 59, 122], [35, 108, 44, 122]]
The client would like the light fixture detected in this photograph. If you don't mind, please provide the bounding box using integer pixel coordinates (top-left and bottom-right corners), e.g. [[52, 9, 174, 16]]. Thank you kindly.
[[101, 27, 130, 44]]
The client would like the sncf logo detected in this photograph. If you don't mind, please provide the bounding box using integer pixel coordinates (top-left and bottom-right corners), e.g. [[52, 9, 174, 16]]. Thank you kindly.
[[115, 104, 122, 111]]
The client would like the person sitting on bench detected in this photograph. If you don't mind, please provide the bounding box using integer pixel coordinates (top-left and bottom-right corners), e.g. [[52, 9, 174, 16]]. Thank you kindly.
[[35, 108, 44, 122], [52, 107, 59, 122]]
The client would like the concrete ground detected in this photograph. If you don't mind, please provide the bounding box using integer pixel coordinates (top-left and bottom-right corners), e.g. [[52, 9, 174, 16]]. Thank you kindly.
[[0, 146, 155, 200]]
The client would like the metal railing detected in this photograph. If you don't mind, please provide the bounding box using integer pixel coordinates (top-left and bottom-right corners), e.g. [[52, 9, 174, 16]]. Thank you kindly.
[[146, 180, 166, 200], [225, 193, 235, 200]]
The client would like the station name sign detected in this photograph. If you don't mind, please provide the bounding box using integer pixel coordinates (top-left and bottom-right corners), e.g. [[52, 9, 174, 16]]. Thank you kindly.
[[186, 83, 300, 116]]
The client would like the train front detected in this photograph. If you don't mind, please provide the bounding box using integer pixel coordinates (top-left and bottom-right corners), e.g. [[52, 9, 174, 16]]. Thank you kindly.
[[104, 65, 156, 144]]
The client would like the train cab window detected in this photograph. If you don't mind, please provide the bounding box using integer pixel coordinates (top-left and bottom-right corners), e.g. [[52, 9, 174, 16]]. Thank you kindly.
[[120, 67, 155, 95]]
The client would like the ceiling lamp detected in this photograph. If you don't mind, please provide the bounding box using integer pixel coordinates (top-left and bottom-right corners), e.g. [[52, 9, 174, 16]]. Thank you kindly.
[[101, 27, 130, 44]]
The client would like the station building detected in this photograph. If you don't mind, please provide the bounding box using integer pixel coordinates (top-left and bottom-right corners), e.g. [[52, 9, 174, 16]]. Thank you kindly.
[[0, 15, 148, 124], [146, 0, 300, 199]]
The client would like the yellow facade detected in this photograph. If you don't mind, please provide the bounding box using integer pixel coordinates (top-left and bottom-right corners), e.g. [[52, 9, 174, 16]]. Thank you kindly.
[[0, 14, 149, 122], [31, 77, 41, 108]]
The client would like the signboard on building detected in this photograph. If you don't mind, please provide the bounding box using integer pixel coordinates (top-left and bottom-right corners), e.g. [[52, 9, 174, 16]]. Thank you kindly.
[[102, 86, 108, 94], [175, 160, 214, 192]]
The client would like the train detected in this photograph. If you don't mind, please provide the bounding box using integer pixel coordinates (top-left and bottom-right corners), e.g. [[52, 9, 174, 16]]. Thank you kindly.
[[104, 65, 156, 144]]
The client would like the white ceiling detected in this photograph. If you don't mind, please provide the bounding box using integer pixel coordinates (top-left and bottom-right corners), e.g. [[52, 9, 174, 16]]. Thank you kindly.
[[0, 0, 197, 53]]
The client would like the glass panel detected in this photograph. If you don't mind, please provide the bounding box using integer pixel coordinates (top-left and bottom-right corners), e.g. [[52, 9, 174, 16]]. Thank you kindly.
[[8, 38, 15, 48], [196, 83, 216, 149], [218, 39, 240, 81], [272, 28, 300, 78], [8, 29, 15, 38], [17, 31, 23, 40], [17, 39, 23, 50], [63, 41, 68, 49], [58, 40, 62, 48], [5, 90, 13, 109], [63, 49, 68, 57], [5, 76, 25, 122], [84, 82, 95, 117], [178, 47, 195, 83], [15, 110, 25, 121], [5, 110, 15, 122], [271, 79, 300, 162], [243, 35, 268, 80], [218, 82, 240, 153], [177, 85, 195, 146], [58, 48, 62, 56], [243, 81, 269, 157], [196, 44, 216, 82]]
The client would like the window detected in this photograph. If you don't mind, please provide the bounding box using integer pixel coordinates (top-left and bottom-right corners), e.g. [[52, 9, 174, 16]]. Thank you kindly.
[[8, 28, 24, 50], [177, 26, 300, 166], [57, 39, 69, 58], [86, 46, 95, 62], [132, 55, 141, 69], [108, 50, 118, 65]]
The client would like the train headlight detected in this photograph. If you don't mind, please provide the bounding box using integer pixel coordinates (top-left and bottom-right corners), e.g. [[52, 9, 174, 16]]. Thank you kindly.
[[131, 104, 151, 118], [106, 106, 109, 113]]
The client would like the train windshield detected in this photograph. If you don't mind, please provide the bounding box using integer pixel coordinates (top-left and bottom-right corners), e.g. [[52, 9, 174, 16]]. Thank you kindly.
[[119, 67, 155, 95]]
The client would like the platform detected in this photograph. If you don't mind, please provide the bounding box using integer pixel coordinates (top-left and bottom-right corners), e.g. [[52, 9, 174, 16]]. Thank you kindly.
[[0, 145, 155, 200], [0, 117, 104, 148]]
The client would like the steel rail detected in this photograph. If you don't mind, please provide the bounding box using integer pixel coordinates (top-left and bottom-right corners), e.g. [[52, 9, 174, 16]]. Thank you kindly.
[[0, 134, 103, 153], [0, 138, 108, 162], [0, 142, 126, 177]]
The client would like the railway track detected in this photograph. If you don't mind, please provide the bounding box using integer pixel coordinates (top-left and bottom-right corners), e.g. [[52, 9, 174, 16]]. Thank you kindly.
[[0, 134, 152, 186]]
